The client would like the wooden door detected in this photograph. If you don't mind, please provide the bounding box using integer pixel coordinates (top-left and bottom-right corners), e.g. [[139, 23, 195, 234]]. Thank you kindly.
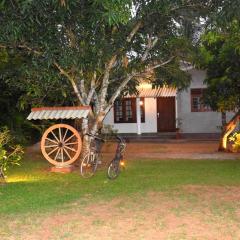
[[157, 97, 176, 132]]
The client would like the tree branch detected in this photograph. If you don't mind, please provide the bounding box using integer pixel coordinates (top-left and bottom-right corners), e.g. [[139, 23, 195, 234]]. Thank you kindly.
[[86, 73, 96, 105], [141, 36, 158, 62], [98, 21, 143, 109], [93, 90, 100, 114], [54, 61, 85, 105], [170, 3, 210, 12], [18, 44, 42, 55], [127, 21, 142, 43], [99, 55, 117, 107], [0, 43, 42, 56], [104, 73, 135, 114], [79, 78, 88, 102], [104, 56, 175, 114], [146, 56, 175, 70]]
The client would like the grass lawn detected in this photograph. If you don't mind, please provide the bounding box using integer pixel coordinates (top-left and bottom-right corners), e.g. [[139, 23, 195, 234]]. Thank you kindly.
[[1, 154, 240, 239]]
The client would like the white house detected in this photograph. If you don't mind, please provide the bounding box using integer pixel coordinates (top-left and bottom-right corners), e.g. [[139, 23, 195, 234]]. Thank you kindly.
[[104, 67, 234, 135]]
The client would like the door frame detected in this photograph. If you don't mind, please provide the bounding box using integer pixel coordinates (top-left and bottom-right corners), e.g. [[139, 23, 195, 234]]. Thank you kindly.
[[156, 97, 176, 132]]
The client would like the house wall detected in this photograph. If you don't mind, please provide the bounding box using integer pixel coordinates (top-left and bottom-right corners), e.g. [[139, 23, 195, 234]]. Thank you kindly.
[[177, 69, 234, 133], [104, 68, 235, 134], [103, 98, 157, 133]]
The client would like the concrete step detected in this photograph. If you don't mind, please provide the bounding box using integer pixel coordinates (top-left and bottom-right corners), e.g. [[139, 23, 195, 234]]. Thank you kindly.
[[118, 133, 220, 142]]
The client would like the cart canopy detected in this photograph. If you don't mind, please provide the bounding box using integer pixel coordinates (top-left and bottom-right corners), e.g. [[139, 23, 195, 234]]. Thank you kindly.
[[27, 106, 90, 120]]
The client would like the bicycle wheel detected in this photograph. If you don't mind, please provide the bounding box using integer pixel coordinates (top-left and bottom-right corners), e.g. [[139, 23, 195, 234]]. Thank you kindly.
[[107, 159, 120, 180], [80, 152, 98, 178]]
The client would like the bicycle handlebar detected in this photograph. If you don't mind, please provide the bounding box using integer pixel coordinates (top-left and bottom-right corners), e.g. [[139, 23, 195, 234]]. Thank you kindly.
[[85, 133, 105, 142], [85, 133, 125, 144], [116, 135, 124, 142]]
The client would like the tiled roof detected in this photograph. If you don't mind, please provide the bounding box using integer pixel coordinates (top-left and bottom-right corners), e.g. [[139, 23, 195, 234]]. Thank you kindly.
[[127, 86, 176, 98]]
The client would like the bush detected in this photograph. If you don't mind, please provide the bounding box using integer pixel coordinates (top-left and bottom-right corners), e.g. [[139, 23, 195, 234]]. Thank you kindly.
[[229, 132, 240, 152], [101, 124, 118, 140], [0, 127, 24, 181]]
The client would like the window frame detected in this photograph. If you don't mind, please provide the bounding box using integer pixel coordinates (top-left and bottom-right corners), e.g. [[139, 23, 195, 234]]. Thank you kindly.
[[114, 97, 145, 123], [190, 88, 212, 112]]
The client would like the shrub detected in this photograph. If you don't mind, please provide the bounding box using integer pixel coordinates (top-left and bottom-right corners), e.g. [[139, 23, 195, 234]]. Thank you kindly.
[[0, 127, 24, 181], [101, 124, 118, 140], [229, 132, 240, 152]]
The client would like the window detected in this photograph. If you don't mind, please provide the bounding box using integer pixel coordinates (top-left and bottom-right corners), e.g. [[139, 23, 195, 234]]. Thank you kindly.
[[191, 89, 212, 112], [114, 98, 145, 123], [115, 100, 123, 122], [125, 99, 133, 121]]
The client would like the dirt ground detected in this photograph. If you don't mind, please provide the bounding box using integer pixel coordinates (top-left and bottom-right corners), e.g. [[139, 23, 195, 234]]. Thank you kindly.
[[16, 140, 240, 240], [29, 140, 240, 161], [3, 186, 240, 240], [102, 140, 240, 160]]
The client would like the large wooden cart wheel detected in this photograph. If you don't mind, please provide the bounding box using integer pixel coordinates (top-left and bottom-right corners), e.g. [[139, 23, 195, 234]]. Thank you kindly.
[[41, 124, 82, 167]]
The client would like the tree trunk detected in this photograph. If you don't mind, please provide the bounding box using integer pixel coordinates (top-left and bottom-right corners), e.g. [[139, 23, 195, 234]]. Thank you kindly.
[[79, 112, 105, 162], [79, 118, 91, 162], [221, 111, 226, 126], [218, 111, 239, 152], [80, 134, 91, 160], [0, 166, 6, 185]]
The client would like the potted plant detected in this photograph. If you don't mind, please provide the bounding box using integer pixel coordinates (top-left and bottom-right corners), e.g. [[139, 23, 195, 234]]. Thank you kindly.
[[175, 118, 182, 139]]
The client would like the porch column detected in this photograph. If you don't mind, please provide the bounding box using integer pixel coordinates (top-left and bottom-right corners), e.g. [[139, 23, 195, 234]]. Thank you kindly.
[[175, 94, 178, 129], [136, 97, 141, 135]]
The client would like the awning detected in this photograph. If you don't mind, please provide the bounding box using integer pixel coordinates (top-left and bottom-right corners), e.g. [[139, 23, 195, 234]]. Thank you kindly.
[[127, 85, 176, 98], [27, 106, 90, 120]]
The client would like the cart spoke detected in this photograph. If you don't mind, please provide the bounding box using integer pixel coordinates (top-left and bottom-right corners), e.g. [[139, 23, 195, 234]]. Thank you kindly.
[[61, 148, 64, 162], [64, 145, 77, 152], [59, 128, 62, 142], [51, 130, 60, 142], [65, 142, 78, 146], [47, 147, 59, 156], [62, 128, 68, 142], [63, 147, 71, 160], [54, 148, 61, 160], [45, 144, 58, 148], [65, 134, 75, 143], [46, 138, 58, 144]]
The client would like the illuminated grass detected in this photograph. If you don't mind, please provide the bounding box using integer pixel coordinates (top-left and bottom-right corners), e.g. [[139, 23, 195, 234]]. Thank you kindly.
[[1, 155, 240, 215]]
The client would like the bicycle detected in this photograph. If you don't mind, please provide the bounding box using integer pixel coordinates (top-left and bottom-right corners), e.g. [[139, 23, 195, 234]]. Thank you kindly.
[[80, 133, 105, 178], [80, 134, 126, 179], [107, 135, 126, 180]]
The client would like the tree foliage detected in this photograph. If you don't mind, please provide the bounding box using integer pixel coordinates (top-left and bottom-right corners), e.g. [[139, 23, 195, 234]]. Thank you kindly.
[[199, 20, 240, 112], [0, 0, 230, 136], [198, 14, 240, 151]]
